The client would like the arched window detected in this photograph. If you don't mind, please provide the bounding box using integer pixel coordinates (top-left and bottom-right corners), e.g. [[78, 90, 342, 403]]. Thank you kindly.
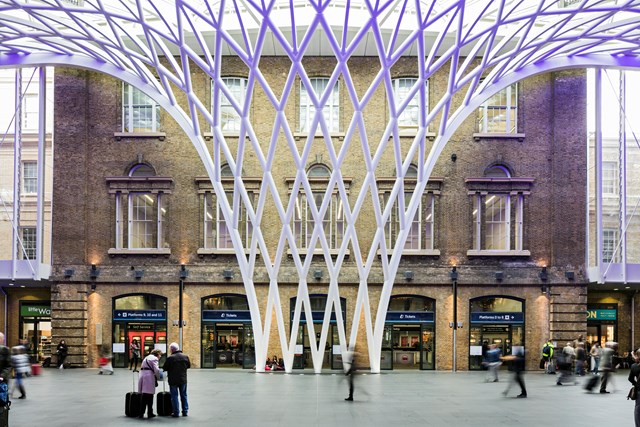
[[201, 164, 256, 252], [467, 164, 531, 255], [291, 164, 347, 251], [381, 164, 437, 252], [108, 162, 172, 253]]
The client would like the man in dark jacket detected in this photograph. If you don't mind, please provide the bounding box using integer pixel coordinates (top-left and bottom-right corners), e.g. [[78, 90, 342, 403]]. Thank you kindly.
[[162, 342, 190, 417]]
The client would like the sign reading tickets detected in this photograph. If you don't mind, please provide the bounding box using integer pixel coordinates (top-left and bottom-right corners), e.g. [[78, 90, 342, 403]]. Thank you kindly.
[[20, 305, 51, 317], [385, 312, 434, 323], [587, 309, 617, 321], [202, 310, 251, 322], [470, 312, 524, 323], [113, 309, 166, 321]]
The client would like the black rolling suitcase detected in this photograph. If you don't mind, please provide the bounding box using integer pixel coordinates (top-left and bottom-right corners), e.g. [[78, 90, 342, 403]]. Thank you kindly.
[[156, 376, 173, 416], [584, 374, 600, 391], [125, 372, 143, 417]]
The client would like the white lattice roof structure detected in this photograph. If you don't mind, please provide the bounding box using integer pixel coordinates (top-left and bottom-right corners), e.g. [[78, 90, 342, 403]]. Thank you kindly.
[[1, 0, 639, 372]]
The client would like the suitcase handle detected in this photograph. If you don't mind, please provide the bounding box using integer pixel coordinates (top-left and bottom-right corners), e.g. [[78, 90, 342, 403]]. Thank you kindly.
[[131, 370, 139, 392]]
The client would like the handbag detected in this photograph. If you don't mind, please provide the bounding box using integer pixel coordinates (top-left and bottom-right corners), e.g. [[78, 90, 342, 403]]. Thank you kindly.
[[627, 386, 637, 401]]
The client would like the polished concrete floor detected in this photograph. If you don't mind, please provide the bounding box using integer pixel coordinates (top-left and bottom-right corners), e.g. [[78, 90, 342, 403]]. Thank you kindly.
[[7, 367, 636, 426]]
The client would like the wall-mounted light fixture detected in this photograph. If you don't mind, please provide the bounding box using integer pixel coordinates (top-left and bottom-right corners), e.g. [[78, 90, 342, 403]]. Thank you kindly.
[[179, 264, 188, 280], [64, 268, 75, 278], [451, 153, 457, 162], [539, 266, 548, 282], [91, 282, 97, 291], [313, 269, 323, 280], [90, 264, 100, 280], [223, 269, 234, 279], [565, 271, 575, 280], [134, 270, 145, 279], [404, 270, 414, 281], [449, 266, 458, 281], [541, 285, 548, 294], [495, 271, 504, 282]]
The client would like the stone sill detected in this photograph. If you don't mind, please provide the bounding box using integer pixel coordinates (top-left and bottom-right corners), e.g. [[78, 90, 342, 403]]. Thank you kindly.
[[473, 132, 525, 142], [466, 249, 530, 257], [287, 249, 349, 257], [197, 248, 254, 256], [108, 248, 171, 256], [114, 132, 166, 141], [293, 132, 346, 141], [377, 249, 441, 257]]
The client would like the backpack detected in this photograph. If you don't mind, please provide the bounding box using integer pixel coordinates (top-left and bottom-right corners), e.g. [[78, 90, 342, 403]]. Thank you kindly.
[[0, 382, 8, 406], [542, 344, 551, 356]]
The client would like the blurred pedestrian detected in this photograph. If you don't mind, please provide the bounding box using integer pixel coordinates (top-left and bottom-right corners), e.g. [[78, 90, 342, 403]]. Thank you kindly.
[[600, 342, 617, 394], [591, 342, 601, 374], [0, 333, 11, 406], [575, 342, 587, 376], [10, 346, 29, 399], [485, 344, 502, 383], [628, 349, 640, 426], [162, 342, 190, 417], [138, 348, 162, 419], [502, 348, 527, 398], [542, 339, 554, 374], [556, 342, 575, 385], [56, 339, 68, 370], [343, 347, 357, 401], [129, 339, 141, 372]]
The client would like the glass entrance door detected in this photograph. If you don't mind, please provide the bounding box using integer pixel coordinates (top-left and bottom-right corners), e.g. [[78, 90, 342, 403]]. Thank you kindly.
[[21, 319, 52, 363], [421, 325, 434, 370], [469, 324, 521, 370], [113, 322, 166, 368], [202, 324, 216, 368], [380, 325, 393, 370], [213, 324, 245, 368], [294, 322, 336, 369], [393, 325, 420, 369]]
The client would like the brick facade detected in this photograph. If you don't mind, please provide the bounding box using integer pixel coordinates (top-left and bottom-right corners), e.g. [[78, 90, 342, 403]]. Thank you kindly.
[[41, 59, 591, 370]]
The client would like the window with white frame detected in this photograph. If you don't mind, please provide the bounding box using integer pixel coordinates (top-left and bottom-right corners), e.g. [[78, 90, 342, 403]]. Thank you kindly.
[[602, 229, 618, 263], [392, 78, 425, 130], [108, 163, 171, 253], [202, 165, 254, 250], [291, 164, 346, 251], [602, 161, 618, 195], [300, 78, 340, 133], [477, 83, 518, 133], [381, 165, 436, 252], [22, 161, 37, 194], [20, 227, 36, 260], [23, 94, 39, 130], [122, 84, 160, 132], [213, 77, 248, 132], [468, 165, 530, 255]]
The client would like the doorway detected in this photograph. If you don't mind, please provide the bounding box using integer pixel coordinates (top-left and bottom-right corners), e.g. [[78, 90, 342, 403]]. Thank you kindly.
[[113, 322, 167, 368], [201, 323, 254, 369], [294, 323, 342, 369]]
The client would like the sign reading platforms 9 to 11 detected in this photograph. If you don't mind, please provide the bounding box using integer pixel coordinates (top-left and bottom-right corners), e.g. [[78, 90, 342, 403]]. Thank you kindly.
[[113, 310, 166, 321]]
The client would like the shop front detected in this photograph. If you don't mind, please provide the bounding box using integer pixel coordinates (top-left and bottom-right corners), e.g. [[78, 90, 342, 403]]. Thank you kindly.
[[19, 301, 51, 363], [201, 294, 255, 369], [381, 295, 435, 370], [291, 295, 346, 370], [586, 303, 617, 347], [469, 296, 525, 370], [112, 294, 167, 368]]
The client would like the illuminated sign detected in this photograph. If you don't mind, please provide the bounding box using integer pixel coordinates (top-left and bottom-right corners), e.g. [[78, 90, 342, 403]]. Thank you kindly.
[[587, 309, 617, 321]]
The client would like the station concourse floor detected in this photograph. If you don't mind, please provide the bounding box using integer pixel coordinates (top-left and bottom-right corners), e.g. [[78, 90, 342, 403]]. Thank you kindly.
[[8, 367, 636, 427]]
